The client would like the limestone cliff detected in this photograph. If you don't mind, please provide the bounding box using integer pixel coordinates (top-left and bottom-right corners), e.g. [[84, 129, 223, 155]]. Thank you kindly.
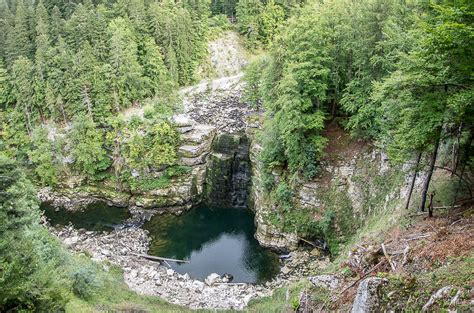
[[247, 122, 426, 251]]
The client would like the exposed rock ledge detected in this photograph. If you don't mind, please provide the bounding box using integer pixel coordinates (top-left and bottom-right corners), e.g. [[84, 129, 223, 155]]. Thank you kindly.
[[49, 221, 329, 310]]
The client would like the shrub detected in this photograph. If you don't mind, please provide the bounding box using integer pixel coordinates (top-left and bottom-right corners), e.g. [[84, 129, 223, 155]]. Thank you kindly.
[[72, 268, 100, 300]]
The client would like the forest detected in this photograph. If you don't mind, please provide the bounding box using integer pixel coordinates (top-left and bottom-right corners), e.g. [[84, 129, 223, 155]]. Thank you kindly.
[[0, 0, 473, 311]]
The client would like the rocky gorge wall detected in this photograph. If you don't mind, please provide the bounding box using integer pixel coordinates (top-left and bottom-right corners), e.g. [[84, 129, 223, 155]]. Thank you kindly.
[[204, 133, 251, 208], [39, 117, 216, 214], [247, 124, 427, 252]]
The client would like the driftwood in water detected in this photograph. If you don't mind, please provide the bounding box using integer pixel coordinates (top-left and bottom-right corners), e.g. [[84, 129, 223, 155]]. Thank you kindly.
[[131, 253, 189, 263]]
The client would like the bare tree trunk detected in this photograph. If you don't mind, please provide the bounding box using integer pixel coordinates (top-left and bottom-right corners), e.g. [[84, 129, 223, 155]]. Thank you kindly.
[[24, 106, 32, 136], [331, 98, 337, 118], [451, 123, 463, 176], [453, 129, 473, 206], [405, 152, 422, 210], [428, 191, 435, 217], [420, 137, 441, 212]]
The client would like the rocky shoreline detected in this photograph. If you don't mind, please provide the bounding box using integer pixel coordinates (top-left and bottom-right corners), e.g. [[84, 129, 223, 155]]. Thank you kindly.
[[47, 219, 328, 310]]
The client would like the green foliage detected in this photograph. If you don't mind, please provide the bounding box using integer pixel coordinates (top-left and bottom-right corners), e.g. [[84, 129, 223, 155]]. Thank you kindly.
[[273, 181, 293, 212], [245, 0, 473, 250], [108, 17, 146, 111], [146, 121, 180, 168], [0, 0, 207, 177], [69, 115, 110, 180], [148, 2, 209, 85], [236, 0, 303, 47], [127, 166, 192, 192], [29, 125, 61, 186], [0, 155, 69, 311], [123, 119, 180, 174], [258, 0, 285, 45], [0, 155, 187, 311], [72, 267, 101, 300], [242, 55, 268, 106]]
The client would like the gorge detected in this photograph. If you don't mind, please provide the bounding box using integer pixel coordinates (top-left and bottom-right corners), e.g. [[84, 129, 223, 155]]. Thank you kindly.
[[1, 1, 472, 309]]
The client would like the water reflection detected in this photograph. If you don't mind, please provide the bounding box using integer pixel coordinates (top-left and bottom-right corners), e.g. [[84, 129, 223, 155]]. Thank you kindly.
[[143, 206, 280, 283], [41, 201, 131, 231]]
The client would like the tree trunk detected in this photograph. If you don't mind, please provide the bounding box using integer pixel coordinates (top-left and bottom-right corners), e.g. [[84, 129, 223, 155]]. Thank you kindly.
[[453, 129, 473, 206], [331, 98, 337, 118], [428, 192, 435, 217], [405, 152, 422, 210], [419, 137, 440, 212], [451, 123, 463, 177]]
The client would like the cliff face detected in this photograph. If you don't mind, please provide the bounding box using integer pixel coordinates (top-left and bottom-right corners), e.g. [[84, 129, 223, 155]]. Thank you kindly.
[[39, 118, 216, 213], [204, 133, 251, 208], [247, 123, 426, 251]]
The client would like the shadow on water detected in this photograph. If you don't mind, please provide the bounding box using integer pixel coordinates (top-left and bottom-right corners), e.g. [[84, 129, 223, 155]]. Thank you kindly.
[[143, 206, 280, 283], [41, 202, 131, 231]]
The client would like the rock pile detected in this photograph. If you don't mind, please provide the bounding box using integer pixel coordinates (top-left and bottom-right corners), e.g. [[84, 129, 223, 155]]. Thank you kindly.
[[49, 221, 330, 310], [182, 83, 260, 134]]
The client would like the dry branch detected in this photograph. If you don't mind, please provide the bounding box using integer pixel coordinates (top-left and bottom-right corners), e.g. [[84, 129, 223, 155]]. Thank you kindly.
[[131, 253, 189, 263], [382, 243, 396, 271]]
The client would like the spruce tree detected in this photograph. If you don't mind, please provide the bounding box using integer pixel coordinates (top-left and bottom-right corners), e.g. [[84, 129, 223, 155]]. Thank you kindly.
[[11, 57, 35, 135], [108, 17, 145, 111], [13, 0, 33, 60]]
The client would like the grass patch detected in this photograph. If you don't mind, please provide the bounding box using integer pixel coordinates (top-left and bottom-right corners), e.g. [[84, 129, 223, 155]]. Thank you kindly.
[[64, 255, 188, 312], [378, 255, 473, 311], [247, 280, 311, 312]]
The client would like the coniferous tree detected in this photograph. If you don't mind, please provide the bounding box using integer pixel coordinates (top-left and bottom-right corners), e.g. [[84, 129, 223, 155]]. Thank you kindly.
[[34, 0, 52, 122], [140, 37, 174, 97], [108, 17, 145, 111], [49, 6, 64, 44], [0, 155, 69, 311], [11, 57, 35, 135], [13, 0, 33, 60], [0, 60, 11, 106]]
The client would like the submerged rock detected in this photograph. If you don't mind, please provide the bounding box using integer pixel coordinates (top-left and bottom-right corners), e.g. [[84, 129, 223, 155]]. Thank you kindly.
[[222, 273, 234, 283]]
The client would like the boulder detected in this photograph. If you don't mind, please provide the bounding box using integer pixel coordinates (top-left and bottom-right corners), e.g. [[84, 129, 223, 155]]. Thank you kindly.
[[205, 273, 221, 286], [351, 277, 387, 313], [63, 236, 79, 247], [222, 273, 234, 283], [192, 280, 205, 291], [173, 114, 194, 127], [309, 275, 340, 290], [281, 266, 291, 275]]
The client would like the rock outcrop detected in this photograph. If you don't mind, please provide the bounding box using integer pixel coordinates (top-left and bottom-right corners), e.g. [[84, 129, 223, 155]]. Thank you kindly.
[[351, 277, 387, 313], [204, 133, 251, 208], [247, 124, 427, 252], [39, 118, 216, 213]]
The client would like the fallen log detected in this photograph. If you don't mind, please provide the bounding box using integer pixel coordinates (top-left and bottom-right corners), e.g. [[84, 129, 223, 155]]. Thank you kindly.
[[131, 253, 189, 263], [338, 259, 385, 295], [381, 243, 396, 271]]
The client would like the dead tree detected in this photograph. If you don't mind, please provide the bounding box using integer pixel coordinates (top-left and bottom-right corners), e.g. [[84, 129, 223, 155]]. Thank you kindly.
[[405, 152, 422, 210], [420, 137, 440, 212]]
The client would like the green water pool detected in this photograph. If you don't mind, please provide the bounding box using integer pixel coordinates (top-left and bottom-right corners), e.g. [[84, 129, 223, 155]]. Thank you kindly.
[[43, 202, 280, 283], [41, 201, 131, 231], [143, 206, 280, 283]]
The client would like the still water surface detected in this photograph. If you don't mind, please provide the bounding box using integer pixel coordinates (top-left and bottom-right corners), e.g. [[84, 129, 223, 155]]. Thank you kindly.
[[144, 206, 280, 283], [42, 202, 131, 231], [42, 202, 279, 283]]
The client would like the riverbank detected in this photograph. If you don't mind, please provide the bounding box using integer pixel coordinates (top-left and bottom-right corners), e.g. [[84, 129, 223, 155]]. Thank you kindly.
[[47, 217, 328, 310]]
